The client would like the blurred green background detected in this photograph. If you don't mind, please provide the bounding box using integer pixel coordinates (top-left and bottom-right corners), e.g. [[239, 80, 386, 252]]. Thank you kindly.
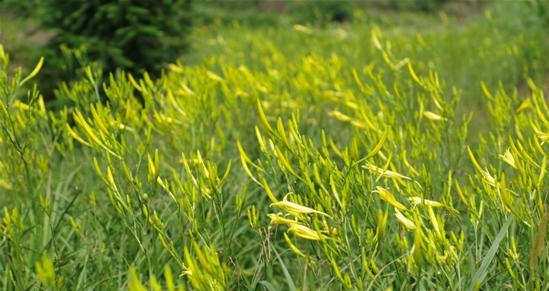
[[0, 0, 547, 104]]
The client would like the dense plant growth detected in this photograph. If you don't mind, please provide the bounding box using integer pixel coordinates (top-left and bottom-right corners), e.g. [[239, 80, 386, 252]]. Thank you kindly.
[[0, 1, 548, 290]]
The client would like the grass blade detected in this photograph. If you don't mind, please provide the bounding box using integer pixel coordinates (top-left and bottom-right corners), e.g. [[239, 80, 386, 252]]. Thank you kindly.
[[471, 217, 512, 290], [273, 247, 297, 291]]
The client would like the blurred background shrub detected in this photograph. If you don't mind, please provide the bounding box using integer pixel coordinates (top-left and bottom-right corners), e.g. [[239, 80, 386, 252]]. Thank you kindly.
[[42, 0, 192, 77], [288, 0, 354, 26], [0, 0, 39, 16], [530, 0, 549, 24]]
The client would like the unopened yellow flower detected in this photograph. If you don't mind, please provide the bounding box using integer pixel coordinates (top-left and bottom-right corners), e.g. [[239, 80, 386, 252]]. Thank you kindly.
[[271, 197, 330, 218], [206, 71, 224, 82], [423, 111, 446, 121], [288, 224, 326, 241], [516, 98, 531, 113], [364, 164, 411, 180], [467, 147, 496, 186], [329, 111, 353, 122], [268, 214, 298, 226], [322, 219, 338, 236], [293, 24, 313, 34], [182, 268, 192, 276], [484, 171, 496, 186], [13, 100, 31, 111], [284, 233, 306, 257], [533, 127, 549, 142], [408, 197, 444, 207], [499, 149, 517, 168], [395, 209, 416, 230], [376, 186, 407, 211], [0, 179, 13, 190]]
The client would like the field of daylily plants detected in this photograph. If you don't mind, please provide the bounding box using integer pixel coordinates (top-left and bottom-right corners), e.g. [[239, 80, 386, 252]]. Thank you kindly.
[[0, 1, 548, 290]]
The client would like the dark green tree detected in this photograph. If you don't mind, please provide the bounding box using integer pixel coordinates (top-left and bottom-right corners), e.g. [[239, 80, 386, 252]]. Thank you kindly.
[[290, 0, 353, 26], [43, 0, 192, 76]]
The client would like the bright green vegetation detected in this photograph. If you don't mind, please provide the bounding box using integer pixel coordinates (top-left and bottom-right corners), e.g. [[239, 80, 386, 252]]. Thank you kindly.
[[1, 1, 548, 290]]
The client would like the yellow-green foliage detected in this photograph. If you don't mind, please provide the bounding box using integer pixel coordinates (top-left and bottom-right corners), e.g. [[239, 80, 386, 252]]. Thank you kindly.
[[0, 7, 548, 291]]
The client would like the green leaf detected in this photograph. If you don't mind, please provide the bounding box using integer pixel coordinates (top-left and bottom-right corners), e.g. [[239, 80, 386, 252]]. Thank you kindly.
[[258, 280, 278, 291], [471, 217, 512, 290], [273, 247, 297, 291], [20, 57, 44, 86]]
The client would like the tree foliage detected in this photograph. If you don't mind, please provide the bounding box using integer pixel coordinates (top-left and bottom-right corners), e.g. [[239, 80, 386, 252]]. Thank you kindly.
[[43, 0, 192, 76]]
